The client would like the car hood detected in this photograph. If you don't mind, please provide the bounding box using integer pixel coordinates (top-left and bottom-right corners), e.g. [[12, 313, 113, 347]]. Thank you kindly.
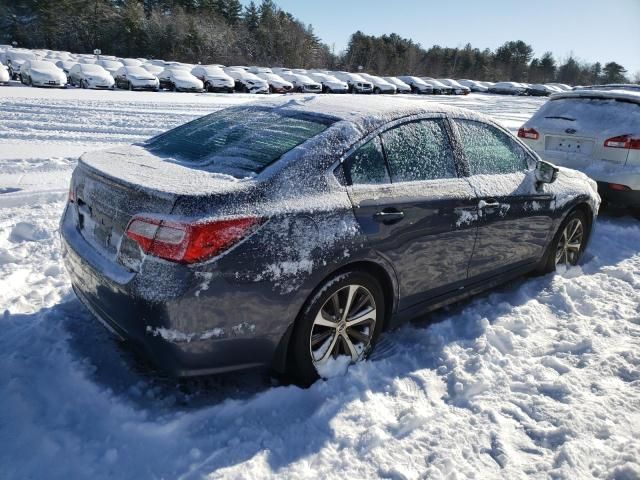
[[31, 68, 59, 77], [130, 74, 156, 81]]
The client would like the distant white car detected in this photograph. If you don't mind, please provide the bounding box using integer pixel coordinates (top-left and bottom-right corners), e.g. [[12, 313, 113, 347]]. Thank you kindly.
[[114, 66, 159, 91], [397, 76, 433, 94], [421, 78, 453, 95], [272, 67, 293, 75], [255, 72, 294, 93], [68, 63, 114, 89], [437, 79, 470, 95], [0, 63, 9, 84], [5, 49, 37, 79], [279, 73, 323, 93], [223, 68, 269, 93], [488, 82, 526, 95], [383, 76, 412, 94], [331, 72, 373, 94], [191, 65, 235, 93], [96, 59, 124, 77], [118, 58, 143, 67], [142, 64, 165, 77], [77, 57, 96, 64], [458, 79, 488, 93], [519, 89, 640, 208], [359, 73, 396, 94], [157, 68, 203, 92], [248, 66, 272, 74], [20, 60, 67, 88], [55, 60, 77, 81], [307, 72, 349, 93]]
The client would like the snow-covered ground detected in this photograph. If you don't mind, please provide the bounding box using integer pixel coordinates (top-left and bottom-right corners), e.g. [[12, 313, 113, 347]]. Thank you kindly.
[[1, 87, 638, 480]]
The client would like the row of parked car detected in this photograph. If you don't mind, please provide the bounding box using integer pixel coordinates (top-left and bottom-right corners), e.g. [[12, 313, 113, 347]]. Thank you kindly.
[[0, 47, 577, 97]]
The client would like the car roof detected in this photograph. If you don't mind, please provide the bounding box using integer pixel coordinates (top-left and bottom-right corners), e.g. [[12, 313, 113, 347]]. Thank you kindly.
[[550, 89, 640, 105]]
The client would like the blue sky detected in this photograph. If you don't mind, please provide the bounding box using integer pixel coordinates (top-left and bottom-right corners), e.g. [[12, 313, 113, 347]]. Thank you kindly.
[[242, 0, 640, 76]]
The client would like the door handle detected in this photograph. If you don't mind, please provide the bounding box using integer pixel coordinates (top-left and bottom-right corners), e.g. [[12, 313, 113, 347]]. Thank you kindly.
[[373, 209, 405, 223], [478, 199, 500, 209]]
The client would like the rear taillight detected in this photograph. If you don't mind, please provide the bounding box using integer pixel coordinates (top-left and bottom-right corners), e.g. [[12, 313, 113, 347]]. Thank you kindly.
[[518, 127, 539, 140], [608, 183, 631, 191], [125, 216, 263, 264], [604, 135, 640, 150]]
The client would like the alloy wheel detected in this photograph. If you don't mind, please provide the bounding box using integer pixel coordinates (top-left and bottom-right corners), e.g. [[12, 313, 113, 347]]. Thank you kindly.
[[555, 218, 584, 266], [309, 284, 377, 367]]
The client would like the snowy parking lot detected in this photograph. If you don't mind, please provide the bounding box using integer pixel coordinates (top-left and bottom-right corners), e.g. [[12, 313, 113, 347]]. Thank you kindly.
[[1, 87, 639, 479]]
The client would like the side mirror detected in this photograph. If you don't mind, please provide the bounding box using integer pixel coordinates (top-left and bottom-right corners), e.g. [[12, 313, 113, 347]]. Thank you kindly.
[[535, 160, 559, 185]]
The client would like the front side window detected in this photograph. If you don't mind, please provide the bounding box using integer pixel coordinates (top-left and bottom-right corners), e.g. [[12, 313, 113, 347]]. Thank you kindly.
[[455, 119, 528, 175], [344, 136, 390, 185], [381, 119, 457, 182]]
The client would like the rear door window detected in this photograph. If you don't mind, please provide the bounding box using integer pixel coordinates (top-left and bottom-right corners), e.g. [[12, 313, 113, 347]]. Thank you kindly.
[[454, 119, 528, 175], [145, 107, 335, 178], [380, 119, 457, 182], [344, 136, 390, 185]]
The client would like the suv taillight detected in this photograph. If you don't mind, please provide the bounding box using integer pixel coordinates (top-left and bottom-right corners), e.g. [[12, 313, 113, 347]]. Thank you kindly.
[[518, 127, 539, 140], [125, 216, 263, 264], [604, 135, 640, 150]]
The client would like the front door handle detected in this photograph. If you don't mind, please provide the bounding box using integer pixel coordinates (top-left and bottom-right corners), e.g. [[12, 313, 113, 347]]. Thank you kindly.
[[478, 199, 500, 209], [373, 209, 405, 224]]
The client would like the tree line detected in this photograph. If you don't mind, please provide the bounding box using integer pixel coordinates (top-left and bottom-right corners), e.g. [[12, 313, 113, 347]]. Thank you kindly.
[[0, 0, 632, 85]]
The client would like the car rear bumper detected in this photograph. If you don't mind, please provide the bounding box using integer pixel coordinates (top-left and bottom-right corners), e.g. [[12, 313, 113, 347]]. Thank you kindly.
[[60, 210, 280, 377], [596, 182, 640, 208]]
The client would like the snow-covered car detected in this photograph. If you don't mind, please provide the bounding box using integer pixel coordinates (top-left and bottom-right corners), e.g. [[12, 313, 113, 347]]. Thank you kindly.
[[158, 68, 204, 92], [278, 73, 322, 93], [525, 84, 556, 96], [247, 66, 272, 74], [223, 68, 269, 93], [255, 72, 294, 93], [142, 64, 165, 78], [96, 59, 124, 77], [55, 60, 78, 82], [0, 62, 10, 85], [118, 58, 143, 67], [421, 78, 453, 95], [458, 79, 488, 93], [488, 82, 527, 95], [519, 89, 639, 208], [307, 72, 349, 93], [359, 73, 397, 94], [547, 83, 572, 91], [114, 66, 159, 91], [20, 60, 67, 88], [68, 63, 114, 89], [272, 67, 293, 75], [60, 96, 599, 386], [383, 76, 412, 94], [397, 76, 434, 94], [331, 72, 373, 94], [5, 49, 37, 80], [437, 79, 471, 95], [191, 65, 235, 92], [573, 84, 640, 93]]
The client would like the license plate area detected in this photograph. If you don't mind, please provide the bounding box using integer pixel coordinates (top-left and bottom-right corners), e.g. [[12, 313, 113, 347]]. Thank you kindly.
[[78, 200, 118, 255], [545, 136, 594, 155]]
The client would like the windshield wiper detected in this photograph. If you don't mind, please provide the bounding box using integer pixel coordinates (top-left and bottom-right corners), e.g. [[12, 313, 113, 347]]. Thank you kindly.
[[544, 116, 575, 121]]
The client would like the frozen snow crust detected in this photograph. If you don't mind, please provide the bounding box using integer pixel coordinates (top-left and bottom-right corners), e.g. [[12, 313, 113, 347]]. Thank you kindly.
[[1, 87, 638, 479]]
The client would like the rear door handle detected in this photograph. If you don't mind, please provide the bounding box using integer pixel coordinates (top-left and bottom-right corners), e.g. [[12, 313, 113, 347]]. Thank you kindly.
[[478, 199, 500, 209], [373, 209, 405, 223]]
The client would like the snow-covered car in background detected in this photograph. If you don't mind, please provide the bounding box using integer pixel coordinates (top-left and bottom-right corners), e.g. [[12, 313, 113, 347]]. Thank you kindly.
[[224, 68, 269, 93], [158, 68, 204, 92], [255, 72, 294, 93], [96, 59, 124, 77], [142, 64, 165, 78], [19, 60, 67, 87], [247, 66, 272, 74], [278, 72, 322, 93], [519, 89, 640, 208], [55, 60, 78, 82], [458, 79, 488, 92], [191, 65, 235, 92], [307, 72, 349, 93], [68, 63, 114, 89], [359, 73, 396, 94], [383, 76, 412, 94], [421, 78, 452, 94], [489, 82, 527, 95], [438, 79, 471, 95], [525, 84, 556, 96], [0, 62, 10, 84], [397, 76, 433, 94], [331, 71, 373, 94], [118, 58, 143, 67], [547, 83, 572, 91], [272, 67, 293, 75], [5, 49, 37, 79], [114, 66, 159, 91]]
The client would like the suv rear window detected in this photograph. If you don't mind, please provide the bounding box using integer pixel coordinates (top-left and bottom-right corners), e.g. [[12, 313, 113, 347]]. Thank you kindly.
[[145, 107, 334, 178], [534, 97, 640, 126]]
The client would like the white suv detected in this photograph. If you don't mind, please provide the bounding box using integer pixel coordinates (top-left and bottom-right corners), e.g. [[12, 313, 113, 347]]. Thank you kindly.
[[518, 89, 640, 208]]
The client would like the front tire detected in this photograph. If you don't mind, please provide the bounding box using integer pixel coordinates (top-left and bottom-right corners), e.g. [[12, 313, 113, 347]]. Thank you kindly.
[[288, 271, 385, 386], [539, 209, 589, 273]]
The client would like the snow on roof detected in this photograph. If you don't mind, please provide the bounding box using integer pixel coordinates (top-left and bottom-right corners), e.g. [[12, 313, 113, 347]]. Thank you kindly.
[[550, 89, 640, 104]]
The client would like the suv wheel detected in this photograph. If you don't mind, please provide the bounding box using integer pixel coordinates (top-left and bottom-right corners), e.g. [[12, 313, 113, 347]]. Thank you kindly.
[[539, 209, 589, 273], [288, 271, 384, 386]]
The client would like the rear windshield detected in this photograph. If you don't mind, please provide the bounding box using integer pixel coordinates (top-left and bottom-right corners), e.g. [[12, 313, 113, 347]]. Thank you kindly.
[[144, 107, 335, 178], [535, 97, 640, 124]]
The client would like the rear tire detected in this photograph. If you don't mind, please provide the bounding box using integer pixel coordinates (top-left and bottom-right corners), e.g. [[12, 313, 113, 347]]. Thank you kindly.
[[538, 209, 589, 274], [288, 270, 385, 387]]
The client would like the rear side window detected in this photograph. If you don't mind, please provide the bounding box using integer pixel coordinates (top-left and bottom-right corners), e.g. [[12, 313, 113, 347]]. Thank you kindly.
[[455, 120, 528, 175], [145, 107, 334, 178], [344, 136, 390, 185], [381, 119, 457, 182]]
